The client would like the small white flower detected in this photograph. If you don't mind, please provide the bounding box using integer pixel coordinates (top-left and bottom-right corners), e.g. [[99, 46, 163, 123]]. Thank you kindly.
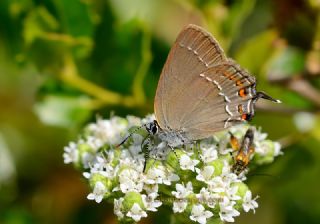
[[242, 191, 259, 213], [114, 198, 124, 219], [86, 136, 104, 151], [173, 200, 188, 213], [273, 142, 283, 156], [172, 181, 193, 213], [190, 204, 213, 224], [143, 184, 159, 194], [221, 161, 240, 184], [126, 203, 147, 222], [81, 152, 95, 169], [63, 142, 78, 164], [208, 176, 227, 193], [227, 185, 241, 201], [196, 166, 215, 183], [145, 166, 167, 185], [172, 182, 193, 199], [196, 187, 216, 208], [254, 141, 267, 155], [142, 193, 162, 211], [88, 117, 127, 145], [144, 165, 179, 186], [253, 128, 268, 142], [200, 146, 218, 163], [105, 150, 115, 163], [119, 169, 143, 193], [87, 181, 107, 203], [87, 155, 114, 178], [219, 197, 240, 222], [163, 172, 180, 186], [179, 154, 199, 171]]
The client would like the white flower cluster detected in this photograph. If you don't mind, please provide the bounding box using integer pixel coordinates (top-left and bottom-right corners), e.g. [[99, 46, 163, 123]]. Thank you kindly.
[[63, 115, 281, 223]]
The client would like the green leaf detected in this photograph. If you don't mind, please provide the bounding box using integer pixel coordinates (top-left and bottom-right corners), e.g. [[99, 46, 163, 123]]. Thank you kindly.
[[34, 95, 91, 127], [234, 30, 277, 75], [54, 0, 94, 37], [267, 46, 306, 79]]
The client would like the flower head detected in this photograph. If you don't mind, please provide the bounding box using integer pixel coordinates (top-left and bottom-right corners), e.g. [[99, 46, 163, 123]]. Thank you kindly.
[[64, 115, 281, 223]]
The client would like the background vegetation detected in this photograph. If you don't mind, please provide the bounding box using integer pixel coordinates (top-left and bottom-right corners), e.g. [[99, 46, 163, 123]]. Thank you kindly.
[[0, 0, 320, 223]]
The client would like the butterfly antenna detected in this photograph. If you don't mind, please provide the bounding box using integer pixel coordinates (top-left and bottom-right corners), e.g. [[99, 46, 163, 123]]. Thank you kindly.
[[116, 125, 146, 148], [254, 91, 282, 103]]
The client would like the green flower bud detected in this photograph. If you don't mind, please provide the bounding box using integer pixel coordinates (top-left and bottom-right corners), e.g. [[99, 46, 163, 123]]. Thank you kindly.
[[90, 173, 112, 195], [78, 142, 94, 154], [122, 192, 145, 212], [254, 140, 276, 165], [208, 158, 225, 176], [232, 182, 249, 210]]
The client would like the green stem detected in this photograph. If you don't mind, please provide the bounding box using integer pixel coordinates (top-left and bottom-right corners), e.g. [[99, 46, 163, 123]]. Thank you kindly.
[[132, 26, 152, 105], [59, 54, 141, 108]]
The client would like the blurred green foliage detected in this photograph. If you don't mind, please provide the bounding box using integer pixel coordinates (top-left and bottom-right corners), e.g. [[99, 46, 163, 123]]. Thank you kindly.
[[0, 0, 320, 223]]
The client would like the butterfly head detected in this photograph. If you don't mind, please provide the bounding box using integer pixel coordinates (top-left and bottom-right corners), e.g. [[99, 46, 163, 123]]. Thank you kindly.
[[146, 120, 160, 135]]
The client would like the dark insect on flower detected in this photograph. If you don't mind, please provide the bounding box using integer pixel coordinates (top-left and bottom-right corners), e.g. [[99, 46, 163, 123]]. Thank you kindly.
[[230, 128, 255, 175]]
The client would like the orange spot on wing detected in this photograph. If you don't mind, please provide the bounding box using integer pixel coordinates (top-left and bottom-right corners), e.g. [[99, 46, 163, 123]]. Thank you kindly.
[[239, 88, 246, 97], [241, 114, 247, 120]]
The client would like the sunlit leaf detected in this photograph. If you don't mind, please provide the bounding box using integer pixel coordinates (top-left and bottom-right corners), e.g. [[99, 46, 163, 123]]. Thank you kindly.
[[234, 30, 277, 76], [267, 46, 306, 79], [110, 0, 161, 26], [23, 6, 59, 45], [34, 95, 91, 127]]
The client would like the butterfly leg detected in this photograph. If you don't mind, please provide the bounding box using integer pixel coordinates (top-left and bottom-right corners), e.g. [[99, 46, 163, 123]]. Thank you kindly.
[[141, 134, 150, 172]]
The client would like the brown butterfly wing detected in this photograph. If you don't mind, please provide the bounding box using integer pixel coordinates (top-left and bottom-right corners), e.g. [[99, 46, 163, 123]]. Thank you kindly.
[[154, 24, 227, 130]]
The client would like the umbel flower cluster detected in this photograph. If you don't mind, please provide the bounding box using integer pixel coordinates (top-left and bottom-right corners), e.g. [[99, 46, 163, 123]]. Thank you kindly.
[[63, 115, 282, 223]]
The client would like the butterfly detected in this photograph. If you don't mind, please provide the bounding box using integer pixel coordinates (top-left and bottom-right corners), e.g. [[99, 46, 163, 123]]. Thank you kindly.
[[146, 24, 280, 148], [118, 24, 280, 170]]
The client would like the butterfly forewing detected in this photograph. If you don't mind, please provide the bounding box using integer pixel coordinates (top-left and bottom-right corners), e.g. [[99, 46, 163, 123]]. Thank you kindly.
[[154, 24, 227, 130]]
